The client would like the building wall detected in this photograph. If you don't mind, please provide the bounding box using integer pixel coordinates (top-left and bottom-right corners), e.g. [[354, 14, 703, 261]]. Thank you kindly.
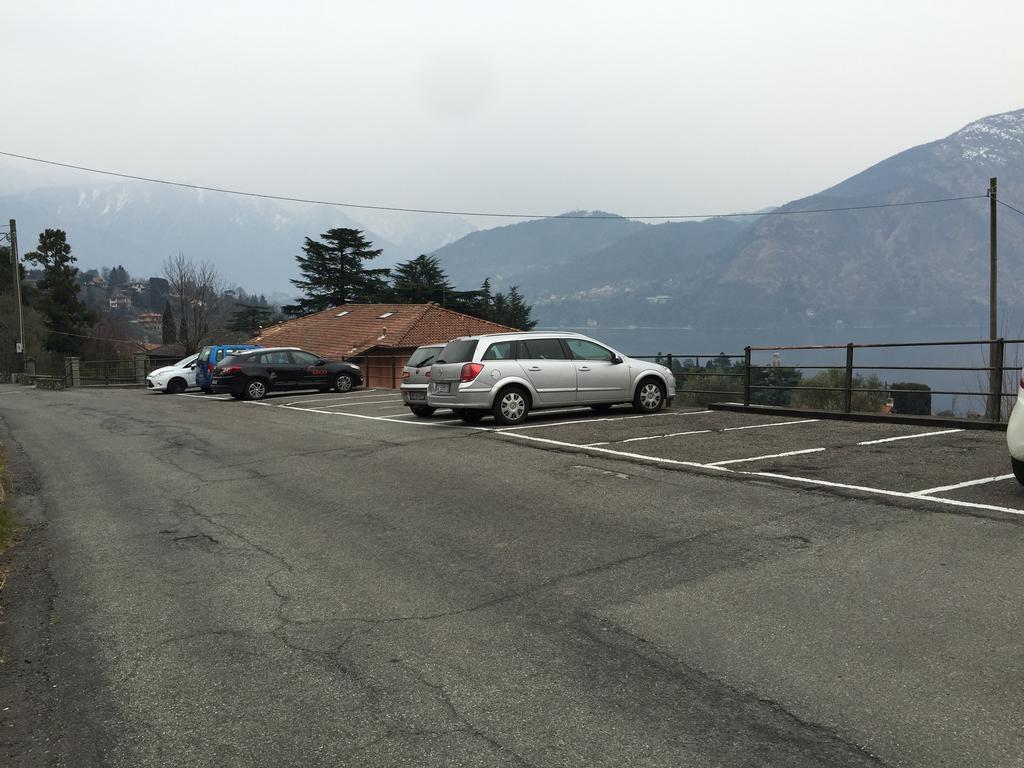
[[359, 349, 413, 389]]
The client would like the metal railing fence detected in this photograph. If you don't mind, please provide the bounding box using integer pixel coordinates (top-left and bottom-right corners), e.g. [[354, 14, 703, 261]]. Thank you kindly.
[[637, 339, 1023, 422]]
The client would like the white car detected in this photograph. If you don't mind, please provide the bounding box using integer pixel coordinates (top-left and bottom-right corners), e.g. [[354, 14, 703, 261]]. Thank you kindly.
[[1007, 376, 1024, 484], [146, 353, 199, 394]]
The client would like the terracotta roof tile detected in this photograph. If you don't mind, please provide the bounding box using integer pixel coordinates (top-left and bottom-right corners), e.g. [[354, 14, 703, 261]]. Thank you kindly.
[[251, 303, 517, 358]]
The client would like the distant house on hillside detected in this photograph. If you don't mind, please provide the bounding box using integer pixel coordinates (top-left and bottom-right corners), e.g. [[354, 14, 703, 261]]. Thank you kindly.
[[252, 303, 516, 388], [109, 291, 132, 311]]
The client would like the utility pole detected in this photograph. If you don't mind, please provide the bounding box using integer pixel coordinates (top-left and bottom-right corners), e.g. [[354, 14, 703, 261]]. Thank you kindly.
[[9, 219, 25, 373], [987, 179, 999, 420]]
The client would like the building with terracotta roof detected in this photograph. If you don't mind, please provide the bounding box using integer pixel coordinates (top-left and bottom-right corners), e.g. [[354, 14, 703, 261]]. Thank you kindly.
[[251, 303, 517, 388]]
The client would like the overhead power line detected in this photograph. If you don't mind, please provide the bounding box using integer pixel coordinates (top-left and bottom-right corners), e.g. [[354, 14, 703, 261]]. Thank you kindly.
[[997, 198, 1024, 218], [0, 149, 989, 221]]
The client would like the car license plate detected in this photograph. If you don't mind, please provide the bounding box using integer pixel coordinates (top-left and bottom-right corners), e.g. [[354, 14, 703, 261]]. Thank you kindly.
[[434, 382, 450, 393], [408, 391, 425, 401]]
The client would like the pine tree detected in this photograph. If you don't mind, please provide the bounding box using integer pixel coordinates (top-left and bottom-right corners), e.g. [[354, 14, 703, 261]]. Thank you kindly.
[[227, 304, 273, 336], [161, 300, 177, 344], [473, 278, 494, 319], [23, 229, 94, 355], [108, 265, 129, 286], [504, 285, 536, 330], [284, 228, 390, 315], [491, 292, 508, 326], [390, 254, 455, 305]]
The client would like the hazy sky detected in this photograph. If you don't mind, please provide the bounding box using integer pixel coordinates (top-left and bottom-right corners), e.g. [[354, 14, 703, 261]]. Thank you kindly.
[[3, 1, 1023, 223]]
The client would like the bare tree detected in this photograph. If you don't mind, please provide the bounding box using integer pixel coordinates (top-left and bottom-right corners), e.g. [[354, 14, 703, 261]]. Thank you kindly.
[[163, 254, 224, 353]]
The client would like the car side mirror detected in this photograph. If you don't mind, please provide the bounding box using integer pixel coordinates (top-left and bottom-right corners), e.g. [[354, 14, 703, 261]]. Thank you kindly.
[[189, 364, 196, 370], [611, 355, 623, 364], [315, 359, 326, 366]]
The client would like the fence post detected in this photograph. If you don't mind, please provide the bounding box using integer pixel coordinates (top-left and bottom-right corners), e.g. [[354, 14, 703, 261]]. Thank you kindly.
[[989, 337, 1005, 421], [844, 343, 854, 413], [743, 347, 751, 406], [134, 354, 148, 384], [65, 356, 81, 387]]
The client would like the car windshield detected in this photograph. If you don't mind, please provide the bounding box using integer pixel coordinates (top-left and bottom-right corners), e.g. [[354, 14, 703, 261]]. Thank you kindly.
[[435, 340, 478, 364], [174, 354, 198, 367], [407, 347, 442, 367], [218, 354, 244, 368]]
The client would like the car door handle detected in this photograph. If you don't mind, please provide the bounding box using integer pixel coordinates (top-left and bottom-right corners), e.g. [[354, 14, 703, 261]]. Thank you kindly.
[[578, 366, 591, 372], [527, 366, 542, 371]]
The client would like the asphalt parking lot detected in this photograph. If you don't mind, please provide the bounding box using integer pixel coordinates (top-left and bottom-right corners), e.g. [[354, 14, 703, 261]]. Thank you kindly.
[[179, 386, 1023, 520]]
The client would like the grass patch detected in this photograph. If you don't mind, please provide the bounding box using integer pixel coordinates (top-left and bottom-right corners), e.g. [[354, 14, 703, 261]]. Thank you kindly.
[[0, 448, 13, 554]]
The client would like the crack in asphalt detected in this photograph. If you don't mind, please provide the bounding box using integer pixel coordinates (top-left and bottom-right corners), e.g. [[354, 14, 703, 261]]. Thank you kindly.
[[576, 615, 894, 768]]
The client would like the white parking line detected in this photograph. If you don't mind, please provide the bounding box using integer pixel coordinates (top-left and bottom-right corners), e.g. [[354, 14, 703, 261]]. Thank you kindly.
[[177, 393, 232, 400], [744, 471, 1024, 517], [721, 419, 819, 432], [243, 400, 491, 430], [857, 428, 963, 446], [284, 393, 390, 406], [706, 448, 826, 467], [282, 393, 382, 405], [311, 398, 405, 409], [620, 429, 712, 444], [909, 474, 1016, 496], [499, 431, 714, 469]]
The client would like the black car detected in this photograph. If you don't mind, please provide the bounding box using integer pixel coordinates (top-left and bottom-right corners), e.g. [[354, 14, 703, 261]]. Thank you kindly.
[[211, 347, 363, 400]]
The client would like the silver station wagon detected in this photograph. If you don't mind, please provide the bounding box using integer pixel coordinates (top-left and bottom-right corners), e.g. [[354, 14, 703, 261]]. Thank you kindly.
[[427, 331, 675, 425]]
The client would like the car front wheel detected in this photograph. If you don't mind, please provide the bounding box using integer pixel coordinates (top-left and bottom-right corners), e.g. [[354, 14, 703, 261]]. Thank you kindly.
[[333, 373, 354, 392], [166, 378, 187, 395], [1013, 458, 1024, 486], [492, 386, 530, 426], [633, 378, 666, 413], [244, 378, 268, 401]]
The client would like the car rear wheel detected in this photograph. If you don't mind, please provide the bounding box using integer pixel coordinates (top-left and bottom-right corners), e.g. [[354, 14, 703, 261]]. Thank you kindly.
[[1013, 458, 1024, 486], [166, 378, 187, 395], [201, 386, 213, 394], [333, 373, 354, 392], [492, 386, 530, 426], [230, 392, 244, 400], [411, 405, 436, 417], [244, 378, 268, 401], [455, 409, 485, 423], [633, 378, 666, 413]]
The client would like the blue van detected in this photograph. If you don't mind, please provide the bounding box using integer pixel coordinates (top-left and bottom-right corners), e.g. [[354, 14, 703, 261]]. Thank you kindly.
[[195, 344, 261, 392]]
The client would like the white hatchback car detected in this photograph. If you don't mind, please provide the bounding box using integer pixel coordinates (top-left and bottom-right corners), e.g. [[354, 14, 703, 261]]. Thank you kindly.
[[1007, 375, 1024, 484], [146, 353, 199, 394]]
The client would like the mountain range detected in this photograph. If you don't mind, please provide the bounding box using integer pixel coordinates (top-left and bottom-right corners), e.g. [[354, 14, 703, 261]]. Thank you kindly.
[[3, 108, 1023, 335], [0, 168, 475, 297], [430, 108, 1024, 333]]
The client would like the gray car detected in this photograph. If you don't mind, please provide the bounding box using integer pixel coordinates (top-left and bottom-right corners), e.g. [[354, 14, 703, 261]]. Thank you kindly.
[[427, 331, 675, 425], [401, 344, 446, 417]]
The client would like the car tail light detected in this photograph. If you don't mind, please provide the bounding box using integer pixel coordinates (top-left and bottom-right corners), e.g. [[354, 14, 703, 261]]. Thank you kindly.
[[402, 370, 410, 380], [217, 365, 242, 375], [207, 362, 213, 373], [461, 363, 484, 382], [425, 370, 431, 378], [1020, 369, 1024, 389]]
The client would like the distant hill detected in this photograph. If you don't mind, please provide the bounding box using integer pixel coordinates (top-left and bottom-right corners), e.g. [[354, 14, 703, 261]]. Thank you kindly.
[[428, 108, 1024, 332], [0, 175, 476, 295], [697, 108, 1024, 328], [430, 211, 647, 289]]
